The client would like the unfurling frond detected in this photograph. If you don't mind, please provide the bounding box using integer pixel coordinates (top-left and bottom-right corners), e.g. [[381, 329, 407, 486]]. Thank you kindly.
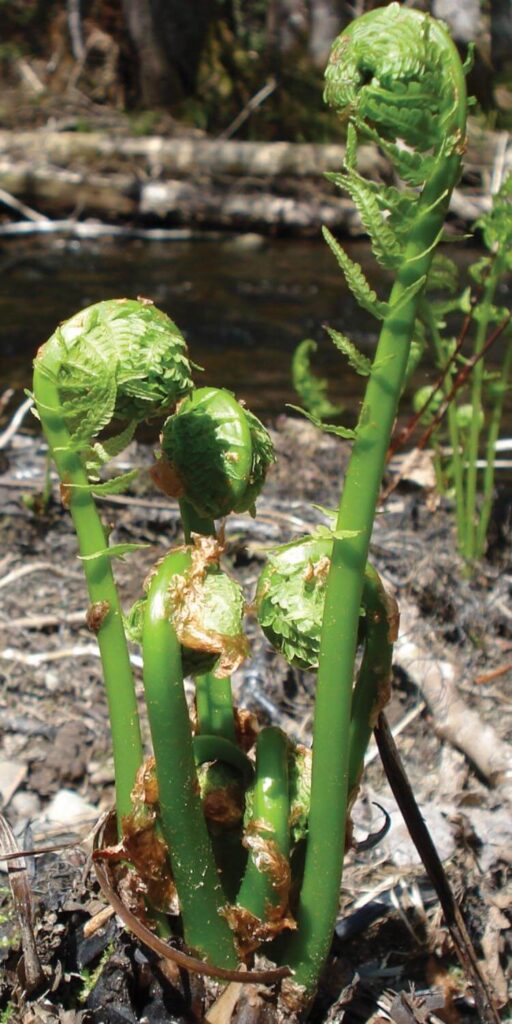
[[324, 3, 467, 173], [291, 339, 342, 421], [327, 170, 401, 269], [34, 299, 194, 449], [287, 405, 356, 440]]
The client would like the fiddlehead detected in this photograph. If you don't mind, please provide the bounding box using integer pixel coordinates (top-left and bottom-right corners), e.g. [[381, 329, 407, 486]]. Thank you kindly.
[[33, 299, 194, 823], [128, 533, 249, 680], [157, 386, 275, 520]]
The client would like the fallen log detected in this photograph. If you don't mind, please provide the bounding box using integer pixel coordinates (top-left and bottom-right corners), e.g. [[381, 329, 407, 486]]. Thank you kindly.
[[0, 130, 386, 181], [0, 124, 506, 186], [0, 158, 490, 234]]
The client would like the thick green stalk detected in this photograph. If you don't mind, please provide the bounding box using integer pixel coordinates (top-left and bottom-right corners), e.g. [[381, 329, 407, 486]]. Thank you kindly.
[[236, 726, 290, 919], [463, 257, 505, 560], [282, 137, 466, 995], [142, 549, 238, 966], [476, 332, 512, 556], [196, 673, 237, 741], [33, 362, 142, 825]]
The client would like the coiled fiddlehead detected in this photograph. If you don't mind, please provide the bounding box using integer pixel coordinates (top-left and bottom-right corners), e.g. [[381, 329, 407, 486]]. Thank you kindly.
[[33, 299, 194, 823], [324, 2, 465, 157], [158, 386, 275, 520]]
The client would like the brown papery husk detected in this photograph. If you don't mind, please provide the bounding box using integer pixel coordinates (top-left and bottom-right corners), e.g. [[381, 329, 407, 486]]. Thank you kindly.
[[92, 811, 292, 985]]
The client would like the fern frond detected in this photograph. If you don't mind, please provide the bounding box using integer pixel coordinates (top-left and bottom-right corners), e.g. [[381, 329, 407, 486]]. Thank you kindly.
[[68, 374, 118, 449], [325, 327, 371, 377], [344, 122, 358, 170], [291, 339, 342, 421], [425, 252, 459, 294], [287, 404, 356, 440], [79, 542, 150, 562], [88, 421, 138, 469], [67, 469, 139, 496], [322, 227, 387, 319], [327, 170, 401, 269]]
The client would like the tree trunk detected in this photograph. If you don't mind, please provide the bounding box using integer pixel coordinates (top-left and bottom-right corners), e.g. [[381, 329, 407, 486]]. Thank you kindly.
[[308, 0, 347, 68], [121, 0, 212, 107]]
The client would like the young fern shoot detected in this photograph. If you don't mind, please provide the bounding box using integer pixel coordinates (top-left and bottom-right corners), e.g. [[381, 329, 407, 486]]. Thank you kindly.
[[33, 299, 194, 823], [276, 3, 468, 993]]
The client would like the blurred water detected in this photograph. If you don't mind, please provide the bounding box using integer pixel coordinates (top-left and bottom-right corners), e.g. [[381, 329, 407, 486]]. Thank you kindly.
[[0, 234, 508, 428]]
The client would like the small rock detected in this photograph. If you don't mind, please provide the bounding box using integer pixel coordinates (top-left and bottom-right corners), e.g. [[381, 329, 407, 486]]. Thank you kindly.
[[44, 669, 60, 692], [224, 233, 266, 253], [43, 789, 98, 827], [0, 758, 28, 808], [8, 789, 41, 820]]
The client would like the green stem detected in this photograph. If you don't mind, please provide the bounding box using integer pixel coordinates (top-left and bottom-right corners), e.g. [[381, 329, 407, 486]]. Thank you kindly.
[[236, 726, 290, 919], [142, 548, 238, 966], [475, 331, 512, 557], [33, 361, 142, 826], [347, 566, 395, 795], [179, 497, 237, 741], [281, 151, 465, 990], [196, 674, 237, 741], [463, 258, 505, 561], [426, 306, 466, 547]]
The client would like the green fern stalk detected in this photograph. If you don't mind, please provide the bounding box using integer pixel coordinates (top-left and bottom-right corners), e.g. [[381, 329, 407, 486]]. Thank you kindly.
[[236, 726, 290, 921], [32, 360, 143, 823], [347, 567, 396, 794], [424, 305, 466, 546], [476, 335, 512, 555], [281, 4, 467, 992], [463, 254, 507, 560], [142, 548, 238, 966]]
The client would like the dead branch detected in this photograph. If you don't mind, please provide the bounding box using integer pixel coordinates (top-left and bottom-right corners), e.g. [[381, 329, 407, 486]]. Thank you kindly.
[[394, 604, 512, 803]]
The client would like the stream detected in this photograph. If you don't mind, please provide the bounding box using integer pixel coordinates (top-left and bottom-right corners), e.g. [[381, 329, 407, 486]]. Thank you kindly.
[[0, 233, 508, 428]]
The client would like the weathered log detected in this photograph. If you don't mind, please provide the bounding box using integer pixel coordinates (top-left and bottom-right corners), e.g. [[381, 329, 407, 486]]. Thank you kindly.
[[0, 122, 503, 233], [0, 158, 361, 231], [0, 125, 506, 186], [0, 131, 383, 181], [0, 157, 491, 233]]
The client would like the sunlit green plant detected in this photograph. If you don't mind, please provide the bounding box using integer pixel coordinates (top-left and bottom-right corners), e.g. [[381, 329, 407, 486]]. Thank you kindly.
[[410, 173, 512, 562], [32, 3, 468, 1007]]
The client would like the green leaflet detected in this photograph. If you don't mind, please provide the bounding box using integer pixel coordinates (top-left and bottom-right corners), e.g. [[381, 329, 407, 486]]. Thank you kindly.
[[327, 170, 401, 269], [388, 275, 427, 316], [344, 122, 358, 171], [79, 542, 150, 562], [90, 469, 139, 496], [291, 339, 342, 421], [425, 252, 459, 294], [325, 327, 371, 377], [88, 421, 138, 468], [322, 227, 388, 320], [64, 469, 139, 496], [287, 405, 356, 440]]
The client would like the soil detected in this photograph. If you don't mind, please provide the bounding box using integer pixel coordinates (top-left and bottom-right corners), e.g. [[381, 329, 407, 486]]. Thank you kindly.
[[0, 415, 511, 1024]]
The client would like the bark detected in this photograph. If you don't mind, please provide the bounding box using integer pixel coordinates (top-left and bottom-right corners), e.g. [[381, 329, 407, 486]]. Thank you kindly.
[[121, 0, 212, 106]]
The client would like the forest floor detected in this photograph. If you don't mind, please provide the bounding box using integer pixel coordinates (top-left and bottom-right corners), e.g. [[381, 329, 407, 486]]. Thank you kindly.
[[0, 417, 511, 1023]]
